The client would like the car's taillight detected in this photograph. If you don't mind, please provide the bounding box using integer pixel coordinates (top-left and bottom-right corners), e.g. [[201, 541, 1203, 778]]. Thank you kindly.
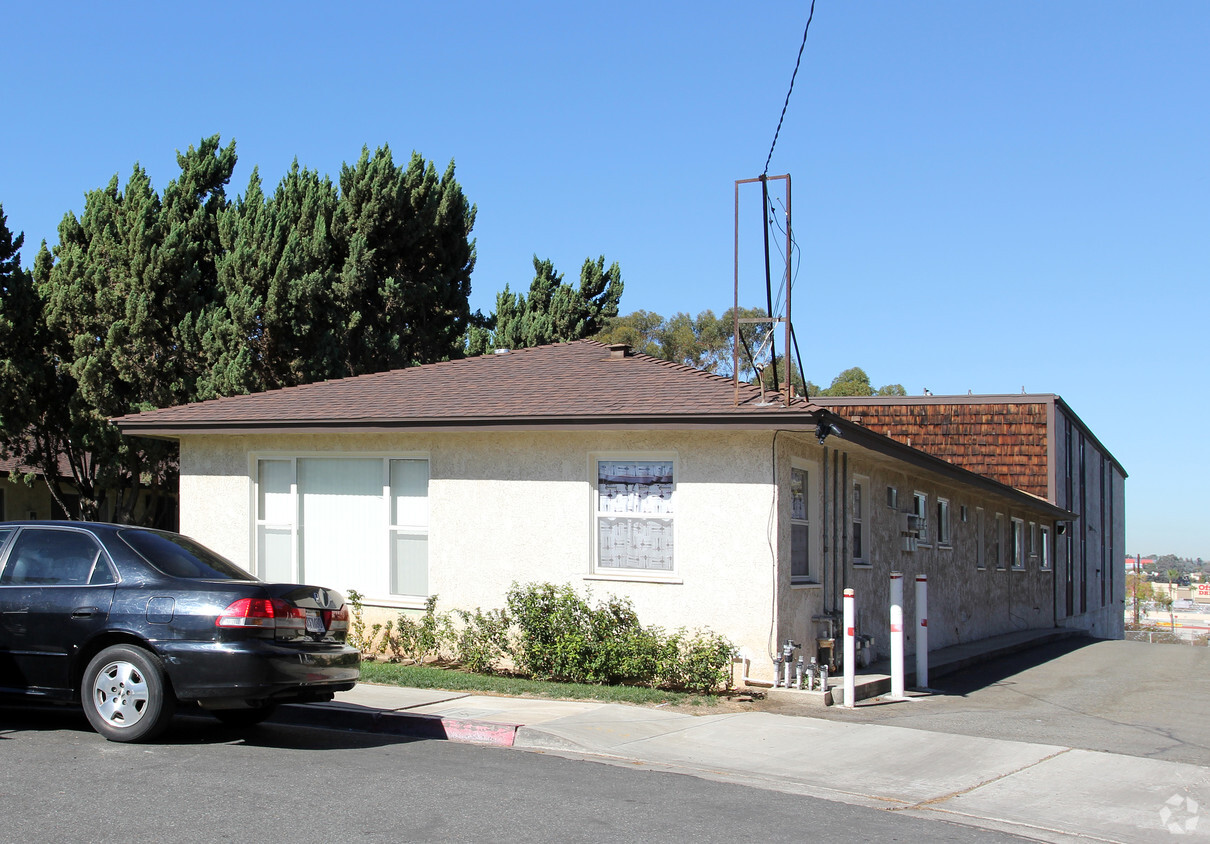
[[217, 597, 306, 639], [328, 605, 349, 637]]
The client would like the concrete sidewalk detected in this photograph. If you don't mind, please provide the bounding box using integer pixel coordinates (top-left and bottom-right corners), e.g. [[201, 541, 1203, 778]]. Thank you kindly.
[[279, 684, 1209, 843], [277, 632, 1210, 844]]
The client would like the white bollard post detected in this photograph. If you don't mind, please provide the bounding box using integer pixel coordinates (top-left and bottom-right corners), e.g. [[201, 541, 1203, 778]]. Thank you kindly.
[[890, 572, 905, 699], [843, 588, 856, 708], [915, 574, 928, 689]]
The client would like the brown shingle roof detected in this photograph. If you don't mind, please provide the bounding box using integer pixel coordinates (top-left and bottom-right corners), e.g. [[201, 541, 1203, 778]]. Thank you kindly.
[[813, 397, 1051, 498], [115, 340, 821, 434], [113, 342, 1076, 519]]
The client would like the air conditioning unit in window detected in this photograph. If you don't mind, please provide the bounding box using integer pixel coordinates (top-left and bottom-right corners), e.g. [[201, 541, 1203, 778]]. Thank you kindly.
[[902, 535, 918, 552]]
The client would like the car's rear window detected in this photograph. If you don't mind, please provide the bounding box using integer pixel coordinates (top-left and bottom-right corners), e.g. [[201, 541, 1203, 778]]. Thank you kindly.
[[119, 530, 259, 581]]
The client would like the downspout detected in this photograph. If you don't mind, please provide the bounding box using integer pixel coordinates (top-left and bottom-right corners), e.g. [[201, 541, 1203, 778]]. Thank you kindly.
[[840, 451, 849, 612], [832, 449, 841, 614], [769, 430, 783, 668], [821, 447, 830, 612]]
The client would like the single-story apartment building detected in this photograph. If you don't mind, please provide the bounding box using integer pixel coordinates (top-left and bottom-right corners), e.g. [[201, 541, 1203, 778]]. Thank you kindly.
[[116, 340, 1080, 682]]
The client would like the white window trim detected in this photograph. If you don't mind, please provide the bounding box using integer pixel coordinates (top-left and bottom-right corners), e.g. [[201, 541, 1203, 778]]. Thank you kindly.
[[976, 507, 986, 570], [1011, 517, 1026, 570], [852, 475, 872, 568], [590, 452, 677, 582], [994, 512, 1006, 570], [790, 459, 820, 584], [936, 497, 951, 548], [251, 451, 430, 606], [913, 491, 930, 547]]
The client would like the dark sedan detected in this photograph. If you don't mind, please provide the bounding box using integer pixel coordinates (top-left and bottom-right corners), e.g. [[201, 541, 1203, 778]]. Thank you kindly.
[[0, 521, 359, 742]]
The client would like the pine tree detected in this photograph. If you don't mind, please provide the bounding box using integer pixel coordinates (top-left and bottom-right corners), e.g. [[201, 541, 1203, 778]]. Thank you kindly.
[[332, 146, 477, 374], [475, 255, 623, 352]]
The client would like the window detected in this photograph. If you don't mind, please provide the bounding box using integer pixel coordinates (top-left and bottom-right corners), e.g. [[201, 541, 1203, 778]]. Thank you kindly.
[[913, 492, 929, 546], [994, 513, 1004, 569], [976, 507, 986, 570], [960, 505, 968, 523], [390, 459, 430, 595], [852, 477, 870, 567], [0, 528, 114, 586], [936, 498, 951, 547], [790, 465, 815, 582], [1010, 517, 1025, 569], [122, 529, 250, 580], [255, 456, 429, 600], [1040, 526, 1052, 570], [595, 459, 674, 573], [1028, 522, 1038, 562], [886, 486, 898, 509]]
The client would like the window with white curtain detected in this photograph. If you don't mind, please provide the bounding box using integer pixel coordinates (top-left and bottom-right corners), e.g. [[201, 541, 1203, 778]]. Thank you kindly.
[[594, 458, 674, 573], [254, 456, 429, 601]]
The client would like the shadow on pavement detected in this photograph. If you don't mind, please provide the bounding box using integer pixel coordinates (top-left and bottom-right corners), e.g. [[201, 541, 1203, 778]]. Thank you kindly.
[[930, 635, 1099, 696], [0, 701, 425, 751]]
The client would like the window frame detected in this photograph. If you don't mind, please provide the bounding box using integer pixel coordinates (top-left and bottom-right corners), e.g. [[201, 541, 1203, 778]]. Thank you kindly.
[[1010, 517, 1026, 570], [590, 453, 678, 582], [994, 513, 1005, 570], [789, 459, 820, 585], [252, 452, 431, 606], [936, 497, 951, 548], [1040, 525, 1052, 570], [976, 507, 986, 570], [913, 491, 930, 547], [852, 476, 871, 568]]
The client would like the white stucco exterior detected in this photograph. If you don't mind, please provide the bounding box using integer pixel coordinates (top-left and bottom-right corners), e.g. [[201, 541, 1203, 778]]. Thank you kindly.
[[177, 425, 1067, 683]]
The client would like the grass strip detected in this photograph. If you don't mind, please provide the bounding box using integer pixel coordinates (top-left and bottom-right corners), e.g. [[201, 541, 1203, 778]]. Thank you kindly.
[[359, 662, 714, 707]]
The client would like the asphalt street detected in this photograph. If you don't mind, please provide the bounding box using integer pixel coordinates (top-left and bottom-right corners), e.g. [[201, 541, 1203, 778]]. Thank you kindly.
[[0, 708, 1031, 844], [786, 638, 1210, 765]]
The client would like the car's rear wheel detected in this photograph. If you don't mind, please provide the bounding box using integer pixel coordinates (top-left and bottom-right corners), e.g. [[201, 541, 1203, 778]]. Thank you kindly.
[[211, 702, 278, 728], [82, 645, 175, 742]]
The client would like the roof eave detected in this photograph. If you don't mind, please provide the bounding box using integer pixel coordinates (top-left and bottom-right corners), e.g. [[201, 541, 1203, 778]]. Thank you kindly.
[[115, 409, 826, 438]]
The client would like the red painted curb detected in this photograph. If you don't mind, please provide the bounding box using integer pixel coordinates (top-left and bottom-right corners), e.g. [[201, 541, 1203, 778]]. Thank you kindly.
[[277, 703, 520, 747]]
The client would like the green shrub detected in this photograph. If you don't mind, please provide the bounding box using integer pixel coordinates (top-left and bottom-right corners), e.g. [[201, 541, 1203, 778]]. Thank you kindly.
[[353, 582, 736, 692], [346, 589, 375, 654], [394, 595, 453, 663], [505, 581, 734, 691], [451, 607, 512, 673]]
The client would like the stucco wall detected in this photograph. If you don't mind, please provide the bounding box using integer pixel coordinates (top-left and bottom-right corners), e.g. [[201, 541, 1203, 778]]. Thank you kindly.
[[178, 428, 1066, 685], [179, 430, 779, 672], [773, 434, 1059, 672]]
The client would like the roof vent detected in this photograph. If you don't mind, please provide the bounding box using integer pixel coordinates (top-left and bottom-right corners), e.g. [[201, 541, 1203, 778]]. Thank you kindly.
[[494, 348, 510, 355], [606, 343, 629, 360]]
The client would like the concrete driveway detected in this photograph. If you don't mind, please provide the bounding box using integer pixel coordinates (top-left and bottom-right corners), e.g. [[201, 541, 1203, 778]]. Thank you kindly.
[[787, 637, 1210, 766]]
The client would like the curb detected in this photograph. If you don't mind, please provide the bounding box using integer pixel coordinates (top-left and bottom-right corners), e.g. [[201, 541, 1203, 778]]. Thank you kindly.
[[274, 702, 521, 747]]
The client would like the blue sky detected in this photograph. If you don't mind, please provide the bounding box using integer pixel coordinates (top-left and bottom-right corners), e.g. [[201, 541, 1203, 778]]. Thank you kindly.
[[2, 2, 1206, 558]]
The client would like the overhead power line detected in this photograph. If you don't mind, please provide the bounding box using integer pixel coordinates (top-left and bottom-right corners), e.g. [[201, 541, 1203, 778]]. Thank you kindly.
[[763, 0, 817, 176]]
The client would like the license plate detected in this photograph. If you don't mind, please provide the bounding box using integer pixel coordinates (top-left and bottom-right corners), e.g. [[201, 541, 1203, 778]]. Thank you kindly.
[[305, 613, 326, 634]]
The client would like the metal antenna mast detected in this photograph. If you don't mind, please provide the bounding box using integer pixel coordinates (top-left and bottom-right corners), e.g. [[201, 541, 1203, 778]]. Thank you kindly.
[[733, 173, 793, 406]]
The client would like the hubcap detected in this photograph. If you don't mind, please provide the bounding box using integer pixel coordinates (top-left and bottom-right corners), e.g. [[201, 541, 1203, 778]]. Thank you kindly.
[[91, 660, 149, 728]]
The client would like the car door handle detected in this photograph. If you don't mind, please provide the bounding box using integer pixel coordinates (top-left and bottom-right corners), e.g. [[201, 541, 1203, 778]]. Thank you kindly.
[[71, 606, 101, 619]]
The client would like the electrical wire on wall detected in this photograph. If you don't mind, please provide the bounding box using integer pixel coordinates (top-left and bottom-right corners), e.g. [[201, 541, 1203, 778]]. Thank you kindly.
[[766, 430, 784, 662]]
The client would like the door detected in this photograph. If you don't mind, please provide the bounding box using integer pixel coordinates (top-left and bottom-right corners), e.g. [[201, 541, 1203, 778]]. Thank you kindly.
[[0, 526, 115, 697]]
